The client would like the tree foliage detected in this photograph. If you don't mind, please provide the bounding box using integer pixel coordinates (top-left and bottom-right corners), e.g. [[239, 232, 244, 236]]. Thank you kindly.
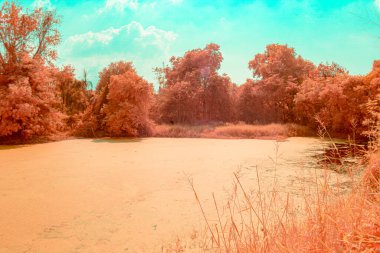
[[248, 44, 315, 83], [0, 2, 62, 142], [76, 61, 153, 137], [0, 1, 378, 142], [54, 66, 91, 128], [238, 44, 315, 124], [294, 62, 378, 137], [0, 1, 60, 72], [153, 43, 236, 124]]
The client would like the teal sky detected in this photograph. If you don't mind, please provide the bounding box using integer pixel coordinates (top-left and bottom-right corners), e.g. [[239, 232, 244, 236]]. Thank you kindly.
[[12, 0, 380, 87]]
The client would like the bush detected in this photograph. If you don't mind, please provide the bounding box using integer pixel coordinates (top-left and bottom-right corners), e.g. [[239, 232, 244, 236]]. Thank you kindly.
[[0, 58, 63, 142], [75, 61, 153, 137]]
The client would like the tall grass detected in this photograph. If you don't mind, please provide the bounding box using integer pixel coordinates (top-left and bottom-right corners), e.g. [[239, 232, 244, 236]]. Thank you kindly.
[[153, 123, 312, 139], [183, 146, 380, 252], [152, 124, 215, 138]]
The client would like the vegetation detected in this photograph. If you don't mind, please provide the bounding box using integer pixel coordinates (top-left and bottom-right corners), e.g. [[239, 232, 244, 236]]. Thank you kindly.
[[153, 123, 311, 139], [75, 61, 153, 137], [0, 1, 378, 144], [0, 2, 379, 252], [0, 2, 62, 142], [183, 143, 380, 253], [152, 43, 236, 124]]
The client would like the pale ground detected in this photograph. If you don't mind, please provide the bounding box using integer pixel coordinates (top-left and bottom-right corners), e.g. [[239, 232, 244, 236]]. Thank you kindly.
[[0, 137, 354, 253]]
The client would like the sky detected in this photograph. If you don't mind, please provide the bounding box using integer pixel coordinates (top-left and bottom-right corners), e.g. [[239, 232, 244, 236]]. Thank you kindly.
[[11, 0, 380, 88]]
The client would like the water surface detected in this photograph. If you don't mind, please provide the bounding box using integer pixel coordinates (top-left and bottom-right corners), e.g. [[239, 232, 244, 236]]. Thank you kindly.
[[0, 137, 355, 252]]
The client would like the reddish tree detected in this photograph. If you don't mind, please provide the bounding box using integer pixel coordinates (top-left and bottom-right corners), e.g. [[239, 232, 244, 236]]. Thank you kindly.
[[0, 2, 61, 142], [154, 43, 236, 124], [295, 62, 379, 138], [102, 70, 153, 136], [76, 61, 153, 137], [362, 62, 380, 142], [239, 44, 315, 123], [313, 62, 347, 79], [0, 1, 59, 73], [249, 44, 315, 83], [0, 57, 63, 141], [237, 80, 263, 123], [153, 81, 202, 124], [54, 66, 91, 128]]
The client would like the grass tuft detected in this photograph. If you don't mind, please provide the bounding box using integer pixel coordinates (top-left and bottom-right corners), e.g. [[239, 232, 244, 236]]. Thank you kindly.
[[186, 146, 380, 252], [153, 123, 312, 139]]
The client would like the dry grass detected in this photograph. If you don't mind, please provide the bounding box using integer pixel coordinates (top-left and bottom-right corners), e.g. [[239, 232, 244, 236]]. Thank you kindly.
[[152, 124, 214, 138], [184, 148, 380, 253], [152, 123, 312, 139], [207, 123, 311, 139]]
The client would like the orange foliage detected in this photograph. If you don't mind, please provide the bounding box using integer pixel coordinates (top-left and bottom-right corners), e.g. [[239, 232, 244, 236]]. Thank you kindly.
[[0, 1, 63, 143], [295, 62, 379, 138], [76, 61, 153, 137], [54, 66, 91, 128], [102, 70, 153, 136], [0, 1, 378, 143], [153, 44, 236, 124], [238, 44, 315, 124], [248, 44, 315, 83], [0, 1, 59, 72], [0, 57, 63, 142]]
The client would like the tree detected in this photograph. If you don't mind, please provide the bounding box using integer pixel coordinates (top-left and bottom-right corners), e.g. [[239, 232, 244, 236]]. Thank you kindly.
[[153, 81, 202, 124], [154, 43, 235, 124], [237, 80, 263, 123], [248, 44, 314, 83], [103, 71, 153, 136], [314, 62, 347, 79], [0, 1, 61, 142], [240, 44, 315, 123], [0, 1, 59, 74], [76, 61, 153, 137], [294, 62, 378, 138], [54, 66, 91, 128], [0, 57, 63, 141], [361, 61, 380, 143]]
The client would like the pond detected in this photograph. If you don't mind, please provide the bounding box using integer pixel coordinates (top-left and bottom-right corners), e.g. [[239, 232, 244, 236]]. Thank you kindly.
[[0, 137, 361, 252]]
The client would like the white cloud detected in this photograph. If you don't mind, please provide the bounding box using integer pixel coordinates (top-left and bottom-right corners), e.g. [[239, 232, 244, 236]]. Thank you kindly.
[[375, 0, 380, 10], [59, 21, 177, 87], [143, 1, 157, 9], [170, 0, 183, 4], [65, 21, 177, 52], [67, 29, 118, 46], [98, 0, 183, 13], [99, 0, 139, 13], [32, 0, 52, 9]]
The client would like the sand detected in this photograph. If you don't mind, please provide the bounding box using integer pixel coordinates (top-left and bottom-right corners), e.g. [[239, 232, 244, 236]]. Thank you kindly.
[[0, 137, 353, 252]]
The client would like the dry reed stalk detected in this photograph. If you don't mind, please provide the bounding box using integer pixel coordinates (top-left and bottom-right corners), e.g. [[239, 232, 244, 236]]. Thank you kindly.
[[186, 137, 379, 252]]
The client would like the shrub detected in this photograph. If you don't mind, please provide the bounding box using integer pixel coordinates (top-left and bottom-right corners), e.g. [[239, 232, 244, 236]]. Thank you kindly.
[[75, 61, 153, 137]]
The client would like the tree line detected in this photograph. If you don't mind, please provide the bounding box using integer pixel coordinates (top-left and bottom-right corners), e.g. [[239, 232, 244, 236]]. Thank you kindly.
[[0, 2, 378, 143]]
